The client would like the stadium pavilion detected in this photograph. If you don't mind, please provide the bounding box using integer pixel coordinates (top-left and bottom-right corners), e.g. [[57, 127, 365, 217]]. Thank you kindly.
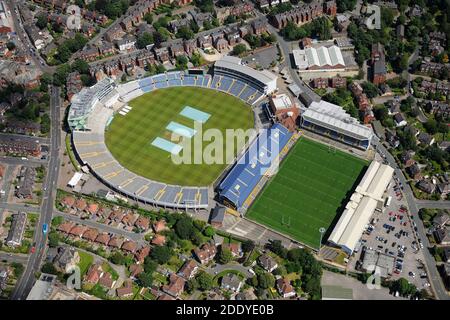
[[300, 100, 373, 150], [328, 161, 394, 255]]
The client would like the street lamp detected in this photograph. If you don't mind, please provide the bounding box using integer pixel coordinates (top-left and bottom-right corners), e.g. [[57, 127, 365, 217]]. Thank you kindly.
[[319, 227, 326, 252]]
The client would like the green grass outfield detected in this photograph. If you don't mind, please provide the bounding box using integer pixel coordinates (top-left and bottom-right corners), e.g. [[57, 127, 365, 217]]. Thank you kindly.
[[105, 86, 254, 186], [246, 137, 368, 249]]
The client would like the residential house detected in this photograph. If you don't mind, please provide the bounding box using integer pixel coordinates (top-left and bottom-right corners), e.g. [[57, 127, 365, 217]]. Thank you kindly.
[[129, 264, 144, 278], [416, 179, 436, 194], [53, 247, 80, 273], [68, 225, 87, 238], [406, 163, 422, 180], [194, 241, 217, 264], [433, 213, 450, 228], [151, 234, 166, 246], [98, 272, 115, 290], [117, 281, 133, 298], [6, 212, 27, 247], [121, 240, 138, 254], [221, 273, 242, 292], [222, 243, 243, 258], [84, 264, 103, 284], [95, 233, 111, 246], [82, 228, 99, 242], [162, 274, 185, 297], [258, 254, 278, 272], [135, 246, 151, 264], [177, 260, 199, 280], [434, 228, 450, 245], [209, 206, 226, 228], [108, 236, 124, 249], [276, 278, 296, 298], [152, 219, 167, 233], [417, 132, 435, 146], [57, 222, 75, 234], [394, 113, 407, 127]]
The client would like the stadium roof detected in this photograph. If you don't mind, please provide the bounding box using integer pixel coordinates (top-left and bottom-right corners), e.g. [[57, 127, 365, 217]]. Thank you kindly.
[[214, 56, 277, 86], [303, 101, 373, 141], [328, 161, 394, 254], [218, 123, 292, 210]]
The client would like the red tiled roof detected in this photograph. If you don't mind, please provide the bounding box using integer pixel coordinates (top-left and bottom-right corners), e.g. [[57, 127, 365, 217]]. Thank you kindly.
[[121, 240, 137, 253], [135, 246, 151, 264], [116, 281, 133, 298], [74, 199, 87, 211], [129, 264, 144, 278], [135, 216, 150, 230], [57, 221, 75, 233], [162, 274, 185, 297], [85, 264, 102, 284], [98, 272, 114, 289], [61, 196, 75, 207], [82, 228, 99, 242], [151, 234, 166, 246], [108, 236, 124, 248], [87, 203, 99, 215], [152, 220, 167, 233], [68, 225, 88, 237], [95, 233, 111, 245]]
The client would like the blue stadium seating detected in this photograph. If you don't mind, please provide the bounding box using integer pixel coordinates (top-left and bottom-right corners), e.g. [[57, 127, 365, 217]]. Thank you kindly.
[[239, 86, 257, 101], [218, 76, 233, 92], [203, 75, 211, 87], [218, 124, 293, 210], [168, 79, 182, 87], [153, 74, 167, 83], [229, 80, 245, 97], [141, 84, 154, 93], [247, 91, 264, 105], [155, 81, 168, 89], [182, 75, 196, 86], [210, 75, 220, 89]]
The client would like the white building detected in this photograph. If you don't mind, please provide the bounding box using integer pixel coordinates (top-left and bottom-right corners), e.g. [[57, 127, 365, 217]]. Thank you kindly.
[[328, 161, 395, 255], [293, 45, 345, 72]]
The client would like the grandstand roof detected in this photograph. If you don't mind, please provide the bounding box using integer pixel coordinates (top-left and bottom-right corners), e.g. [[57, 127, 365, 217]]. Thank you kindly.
[[328, 161, 394, 254], [214, 56, 277, 87], [303, 101, 373, 141], [218, 124, 292, 210]]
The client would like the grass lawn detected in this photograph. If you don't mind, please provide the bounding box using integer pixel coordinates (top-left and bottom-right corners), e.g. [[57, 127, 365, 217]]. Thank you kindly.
[[246, 137, 367, 249], [105, 86, 254, 186], [77, 251, 94, 276]]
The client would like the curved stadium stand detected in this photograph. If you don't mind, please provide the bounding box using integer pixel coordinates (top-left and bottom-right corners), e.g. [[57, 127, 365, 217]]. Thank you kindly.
[[69, 65, 277, 210]]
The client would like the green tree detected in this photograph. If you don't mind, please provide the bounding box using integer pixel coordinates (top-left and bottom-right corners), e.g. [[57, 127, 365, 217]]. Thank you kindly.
[[41, 262, 58, 275], [196, 271, 213, 291], [257, 272, 275, 289], [231, 44, 247, 56], [150, 245, 172, 264], [71, 59, 90, 74], [51, 216, 63, 227], [136, 32, 154, 49], [6, 42, 16, 51], [48, 231, 60, 248], [176, 26, 194, 40], [242, 239, 255, 253], [218, 247, 233, 264], [36, 14, 48, 29], [176, 55, 189, 70], [110, 251, 127, 265], [203, 226, 215, 237], [175, 216, 195, 239], [144, 13, 153, 24], [137, 272, 153, 287]]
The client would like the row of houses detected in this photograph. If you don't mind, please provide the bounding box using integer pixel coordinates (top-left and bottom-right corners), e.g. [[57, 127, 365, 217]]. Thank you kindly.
[[15, 166, 36, 199], [0, 135, 41, 157], [89, 18, 269, 81], [419, 61, 449, 77], [311, 76, 347, 89], [269, 0, 337, 29], [419, 79, 450, 95], [349, 82, 374, 124], [60, 195, 152, 232]]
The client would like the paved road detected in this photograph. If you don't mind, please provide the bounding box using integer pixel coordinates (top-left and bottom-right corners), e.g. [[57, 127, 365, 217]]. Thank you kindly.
[[0, 133, 49, 145], [204, 262, 252, 278], [0, 156, 48, 167], [53, 211, 144, 243], [267, 24, 320, 105], [11, 86, 61, 300], [6, 0, 54, 74], [0, 252, 29, 264], [373, 139, 449, 300], [0, 203, 40, 213], [416, 200, 450, 210]]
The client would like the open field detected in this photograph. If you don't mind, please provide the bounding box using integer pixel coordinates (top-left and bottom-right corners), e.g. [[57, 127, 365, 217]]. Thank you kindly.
[[105, 87, 254, 186], [246, 137, 367, 249]]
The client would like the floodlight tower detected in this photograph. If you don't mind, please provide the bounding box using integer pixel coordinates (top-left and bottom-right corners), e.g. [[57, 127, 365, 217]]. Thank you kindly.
[[319, 227, 326, 252]]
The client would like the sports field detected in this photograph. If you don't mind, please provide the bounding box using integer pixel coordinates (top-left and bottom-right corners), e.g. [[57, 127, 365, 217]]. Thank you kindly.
[[105, 86, 254, 186], [246, 137, 367, 249]]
